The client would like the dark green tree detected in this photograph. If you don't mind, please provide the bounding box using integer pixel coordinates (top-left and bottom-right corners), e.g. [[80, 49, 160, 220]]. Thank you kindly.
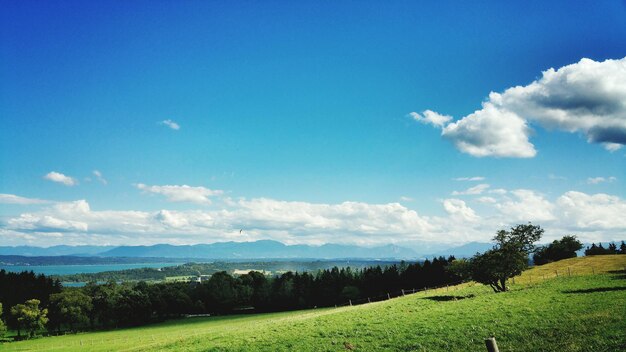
[[470, 223, 543, 292], [204, 271, 237, 313], [48, 290, 93, 332], [533, 235, 583, 265]]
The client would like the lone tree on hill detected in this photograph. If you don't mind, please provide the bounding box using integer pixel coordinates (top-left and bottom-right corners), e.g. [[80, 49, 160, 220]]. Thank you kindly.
[[470, 223, 543, 293]]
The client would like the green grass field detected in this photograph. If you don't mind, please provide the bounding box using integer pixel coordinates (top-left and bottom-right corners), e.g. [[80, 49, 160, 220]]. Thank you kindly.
[[2, 255, 625, 351]]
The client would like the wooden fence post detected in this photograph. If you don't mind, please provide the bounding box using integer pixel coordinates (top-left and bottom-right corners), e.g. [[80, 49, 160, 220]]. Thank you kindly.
[[349, 299, 352, 306], [402, 289, 405, 296], [484, 337, 500, 352], [368, 297, 371, 303], [387, 293, 391, 300], [555, 270, 559, 277]]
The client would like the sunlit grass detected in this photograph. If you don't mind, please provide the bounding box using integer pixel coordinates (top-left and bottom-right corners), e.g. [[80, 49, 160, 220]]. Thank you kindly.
[[2, 255, 625, 351]]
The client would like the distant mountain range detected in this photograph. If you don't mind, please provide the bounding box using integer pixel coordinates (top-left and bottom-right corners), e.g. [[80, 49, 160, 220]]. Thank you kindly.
[[6, 240, 613, 261], [2, 240, 621, 265], [0, 245, 116, 257], [0, 240, 419, 260]]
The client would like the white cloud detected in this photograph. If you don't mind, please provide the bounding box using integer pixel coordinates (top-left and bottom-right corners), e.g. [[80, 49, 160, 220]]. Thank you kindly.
[[587, 176, 617, 184], [135, 184, 223, 204], [160, 119, 180, 130], [452, 183, 490, 195], [413, 57, 626, 157], [0, 194, 49, 205], [399, 196, 414, 202], [603, 142, 622, 152], [44, 171, 77, 186], [409, 110, 452, 127], [557, 191, 626, 230], [443, 199, 479, 222], [8, 214, 88, 232], [2, 190, 625, 247], [442, 104, 536, 157], [488, 188, 507, 195], [232, 198, 435, 237], [2, 198, 439, 246], [453, 176, 485, 181], [495, 189, 556, 222], [93, 170, 107, 185]]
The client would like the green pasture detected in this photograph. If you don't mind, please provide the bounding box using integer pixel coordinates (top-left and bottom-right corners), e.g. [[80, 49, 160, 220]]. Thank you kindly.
[[2, 255, 625, 351]]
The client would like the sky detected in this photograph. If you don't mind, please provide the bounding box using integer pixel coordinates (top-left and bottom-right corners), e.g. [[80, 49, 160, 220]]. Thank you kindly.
[[1, 0, 625, 249]]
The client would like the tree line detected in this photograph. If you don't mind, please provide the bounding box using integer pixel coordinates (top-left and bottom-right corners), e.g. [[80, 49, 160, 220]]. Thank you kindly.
[[0, 257, 460, 338], [584, 241, 626, 256]]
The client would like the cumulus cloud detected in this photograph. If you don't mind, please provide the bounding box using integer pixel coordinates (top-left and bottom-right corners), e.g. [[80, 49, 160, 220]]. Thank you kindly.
[[453, 176, 485, 181], [399, 196, 414, 202], [587, 176, 617, 184], [452, 183, 490, 195], [44, 171, 77, 186], [495, 189, 556, 222], [135, 184, 224, 205], [442, 104, 536, 157], [0, 194, 49, 205], [443, 199, 479, 222], [160, 119, 180, 130], [412, 57, 626, 157], [93, 170, 107, 185], [232, 198, 435, 236], [557, 191, 626, 230]]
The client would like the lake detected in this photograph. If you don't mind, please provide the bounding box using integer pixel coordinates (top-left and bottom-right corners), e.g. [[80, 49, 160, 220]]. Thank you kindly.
[[0, 262, 185, 276]]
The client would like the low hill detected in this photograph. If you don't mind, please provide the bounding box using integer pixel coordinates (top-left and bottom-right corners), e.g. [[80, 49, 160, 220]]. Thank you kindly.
[[4, 255, 625, 351]]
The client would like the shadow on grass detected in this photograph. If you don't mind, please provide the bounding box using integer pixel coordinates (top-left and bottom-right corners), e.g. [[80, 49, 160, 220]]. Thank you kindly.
[[608, 270, 626, 280], [423, 294, 475, 302], [563, 286, 626, 294]]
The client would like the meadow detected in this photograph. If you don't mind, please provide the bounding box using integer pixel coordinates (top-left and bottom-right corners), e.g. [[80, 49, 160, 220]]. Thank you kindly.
[[1, 255, 625, 351]]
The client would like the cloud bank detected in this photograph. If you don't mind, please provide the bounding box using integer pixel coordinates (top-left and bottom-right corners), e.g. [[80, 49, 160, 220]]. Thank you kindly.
[[2, 187, 625, 247]]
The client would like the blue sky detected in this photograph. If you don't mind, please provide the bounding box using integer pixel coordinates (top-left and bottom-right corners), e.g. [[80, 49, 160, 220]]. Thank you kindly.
[[1, 1, 625, 248]]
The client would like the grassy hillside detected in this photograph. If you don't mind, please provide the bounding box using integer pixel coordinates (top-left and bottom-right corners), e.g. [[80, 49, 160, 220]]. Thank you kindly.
[[2, 255, 625, 352]]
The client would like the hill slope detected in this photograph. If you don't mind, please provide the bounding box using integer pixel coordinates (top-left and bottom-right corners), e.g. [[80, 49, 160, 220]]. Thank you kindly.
[[3, 255, 625, 351]]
